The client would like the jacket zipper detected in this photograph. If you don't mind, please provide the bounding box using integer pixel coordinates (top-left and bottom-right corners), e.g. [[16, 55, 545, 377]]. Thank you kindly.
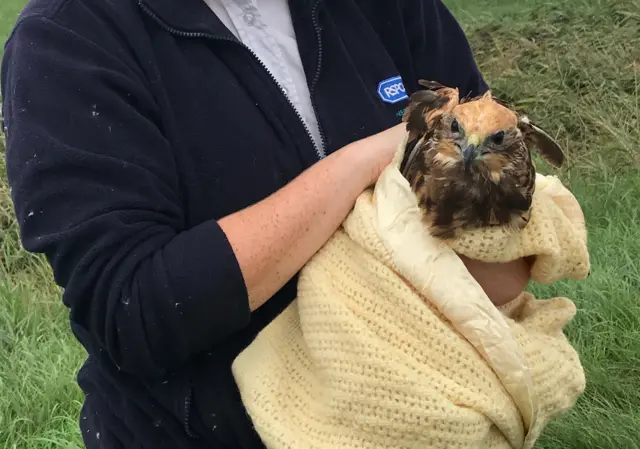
[[182, 387, 198, 439], [309, 0, 327, 157], [138, 0, 327, 160]]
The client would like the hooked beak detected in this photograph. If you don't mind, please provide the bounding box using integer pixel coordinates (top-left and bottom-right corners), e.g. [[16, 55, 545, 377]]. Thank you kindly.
[[461, 135, 480, 170], [462, 144, 477, 170]]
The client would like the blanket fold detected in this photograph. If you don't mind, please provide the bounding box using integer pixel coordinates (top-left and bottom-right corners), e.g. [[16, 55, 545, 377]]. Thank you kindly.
[[232, 133, 590, 449]]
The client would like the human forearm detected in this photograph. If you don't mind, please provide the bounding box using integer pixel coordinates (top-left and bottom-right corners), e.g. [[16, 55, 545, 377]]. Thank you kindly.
[[219, 126, 404, 311]]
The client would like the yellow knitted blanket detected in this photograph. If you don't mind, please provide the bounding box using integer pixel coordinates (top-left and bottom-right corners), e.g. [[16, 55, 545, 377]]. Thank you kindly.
[[231, 133, 590, 449]]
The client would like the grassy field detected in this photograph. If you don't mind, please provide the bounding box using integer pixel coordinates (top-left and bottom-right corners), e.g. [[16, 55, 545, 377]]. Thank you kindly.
[[1, 0, 639, 448]]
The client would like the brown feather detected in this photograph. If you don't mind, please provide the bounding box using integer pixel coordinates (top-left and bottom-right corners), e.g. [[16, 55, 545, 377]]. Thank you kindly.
[[518, 116, 565, 167], [400, 83, 460, 176]]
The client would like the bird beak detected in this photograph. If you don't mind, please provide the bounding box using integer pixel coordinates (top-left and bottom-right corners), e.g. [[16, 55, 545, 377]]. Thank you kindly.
[[461, 134, 481, 170], [462, 144, 477, 170]]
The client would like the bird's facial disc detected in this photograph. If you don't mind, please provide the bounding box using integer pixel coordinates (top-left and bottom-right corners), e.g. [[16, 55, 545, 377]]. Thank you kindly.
[[448, 99, 519, 168], [449, 117, 517, 178], [448, 117, 485, 170]]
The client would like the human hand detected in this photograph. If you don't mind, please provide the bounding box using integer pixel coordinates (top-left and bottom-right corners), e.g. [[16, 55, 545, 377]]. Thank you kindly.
[[459, 255, 534, 306]]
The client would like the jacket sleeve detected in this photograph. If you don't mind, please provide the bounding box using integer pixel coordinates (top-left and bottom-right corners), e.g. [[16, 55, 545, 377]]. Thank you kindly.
[[401, 0, 489, 97], [1, 16, 250, 377]]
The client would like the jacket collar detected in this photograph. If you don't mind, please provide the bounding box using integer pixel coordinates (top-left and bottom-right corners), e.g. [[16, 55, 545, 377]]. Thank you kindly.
[[137, 0, 322, 38], [137, 0, 325, 98], [137, 0, 234, 37]]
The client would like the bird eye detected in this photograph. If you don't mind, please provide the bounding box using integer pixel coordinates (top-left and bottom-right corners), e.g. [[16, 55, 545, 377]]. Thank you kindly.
[[491, 131, 505, 145], [451, 119, 460, 133]]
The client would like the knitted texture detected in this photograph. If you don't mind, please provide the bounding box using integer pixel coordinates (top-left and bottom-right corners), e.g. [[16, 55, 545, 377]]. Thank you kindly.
[[448, 173, 589, 283], [232, 133, 589, 449]]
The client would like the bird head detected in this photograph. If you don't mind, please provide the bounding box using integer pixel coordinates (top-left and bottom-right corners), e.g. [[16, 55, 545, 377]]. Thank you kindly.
[[400, 80, 565, 183], [434, 96, 523, 181]]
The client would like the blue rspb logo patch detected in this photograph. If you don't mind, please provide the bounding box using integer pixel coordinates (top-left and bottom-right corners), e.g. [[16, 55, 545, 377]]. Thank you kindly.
[[377, 76, 408, 104]]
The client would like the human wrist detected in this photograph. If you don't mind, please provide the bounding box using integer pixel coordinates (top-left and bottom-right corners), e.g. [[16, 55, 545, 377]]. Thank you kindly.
[[348, 128, 404, 185], [339, 138, 384, 187]]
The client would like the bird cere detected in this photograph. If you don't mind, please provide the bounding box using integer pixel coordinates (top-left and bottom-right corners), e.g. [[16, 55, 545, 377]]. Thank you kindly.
[[400, 80, 566, 239]]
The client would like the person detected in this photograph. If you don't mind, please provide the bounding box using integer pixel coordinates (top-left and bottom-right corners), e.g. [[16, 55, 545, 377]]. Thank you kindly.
[[1, 0, 533, 448]]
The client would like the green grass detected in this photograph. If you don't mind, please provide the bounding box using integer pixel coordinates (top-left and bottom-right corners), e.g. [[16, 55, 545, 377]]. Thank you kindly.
[[1, 0, 639, 448], [0, 1, 23, 46]]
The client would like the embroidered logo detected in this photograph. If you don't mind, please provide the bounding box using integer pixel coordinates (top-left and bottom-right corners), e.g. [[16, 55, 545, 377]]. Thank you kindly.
[[377, 76, 408, 104]]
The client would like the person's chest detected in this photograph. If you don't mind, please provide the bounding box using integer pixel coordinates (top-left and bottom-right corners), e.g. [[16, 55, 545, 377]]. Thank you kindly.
[[137, 0, 414, 228]]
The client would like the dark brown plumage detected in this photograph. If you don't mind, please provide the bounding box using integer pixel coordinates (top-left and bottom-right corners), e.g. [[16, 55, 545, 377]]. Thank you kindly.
[[400, 80, 565, 239]]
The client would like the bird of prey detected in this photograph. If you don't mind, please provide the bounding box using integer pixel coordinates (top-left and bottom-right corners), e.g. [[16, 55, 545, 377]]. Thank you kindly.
[[400, 80, 565, 239]]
